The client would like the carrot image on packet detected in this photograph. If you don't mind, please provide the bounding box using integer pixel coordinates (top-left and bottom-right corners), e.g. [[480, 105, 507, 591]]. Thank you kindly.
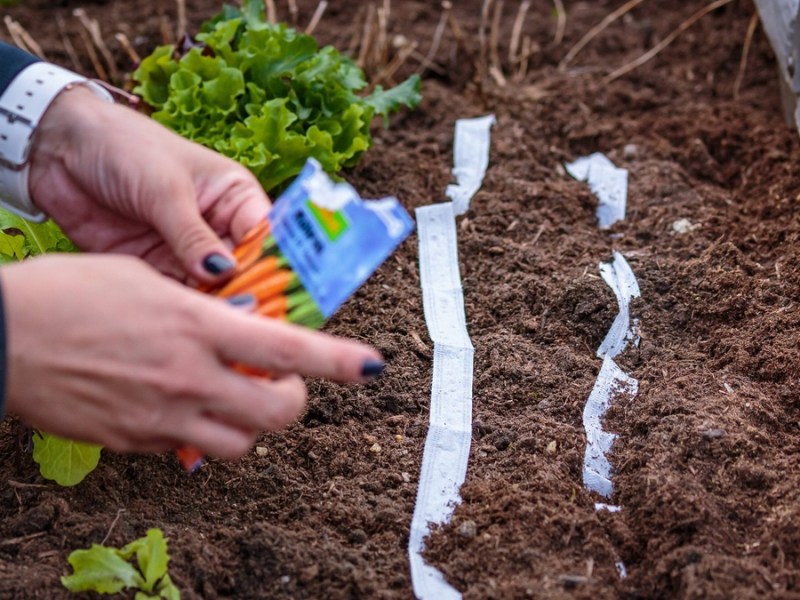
[[177, 159, 415, 471]]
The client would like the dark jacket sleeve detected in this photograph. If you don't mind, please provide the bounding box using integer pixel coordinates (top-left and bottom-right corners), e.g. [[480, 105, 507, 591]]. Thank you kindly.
[[0, 41, 40, 97], [0, 41, 36, 417]]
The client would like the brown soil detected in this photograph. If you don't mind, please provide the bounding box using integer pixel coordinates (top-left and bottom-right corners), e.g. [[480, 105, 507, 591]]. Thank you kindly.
[[2, 0, 800, 598]]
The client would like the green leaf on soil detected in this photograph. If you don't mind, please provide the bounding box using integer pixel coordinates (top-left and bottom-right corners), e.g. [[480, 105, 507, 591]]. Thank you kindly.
[[32, 433, 102, 487], [62, 529, 180, 598], [61, 545, 144, 594]]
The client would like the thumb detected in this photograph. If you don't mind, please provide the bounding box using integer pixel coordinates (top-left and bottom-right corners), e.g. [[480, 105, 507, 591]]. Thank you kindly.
[[151, 188, 237, 283]]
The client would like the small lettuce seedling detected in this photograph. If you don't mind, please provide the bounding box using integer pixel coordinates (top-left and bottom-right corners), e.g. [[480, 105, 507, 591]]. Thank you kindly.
[[61, 528, 180, 599]]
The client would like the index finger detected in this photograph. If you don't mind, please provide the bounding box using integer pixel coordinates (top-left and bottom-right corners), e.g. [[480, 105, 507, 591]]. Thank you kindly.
[[207, 306, 385, 383]]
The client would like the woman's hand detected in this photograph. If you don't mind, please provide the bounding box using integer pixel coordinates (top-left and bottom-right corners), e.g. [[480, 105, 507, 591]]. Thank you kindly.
[[1, 255, 384, 458], [28, 86, 268, 283]]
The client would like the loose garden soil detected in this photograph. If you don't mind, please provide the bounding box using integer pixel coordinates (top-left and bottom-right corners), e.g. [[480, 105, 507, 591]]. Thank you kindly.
[[2, 0, 800, 598]]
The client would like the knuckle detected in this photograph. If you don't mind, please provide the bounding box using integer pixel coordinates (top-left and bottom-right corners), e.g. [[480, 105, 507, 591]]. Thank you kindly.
[[267, 379, 307, 429], [268, 337, 306, 373], [152, 368, 201, 402], [218, 433, 255, 460], [175, 224, 214, 256]]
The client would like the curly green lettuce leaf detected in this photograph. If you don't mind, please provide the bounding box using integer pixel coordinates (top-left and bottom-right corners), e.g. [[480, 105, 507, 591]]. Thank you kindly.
[[366, 76, 423, 125], [61, 545, 143, 594], [62, 529, 180, 598], [120, 529, 171, 594], [32, 433, 102, 487], [0, 208, 77, 263], [133, 2, 421, 193]]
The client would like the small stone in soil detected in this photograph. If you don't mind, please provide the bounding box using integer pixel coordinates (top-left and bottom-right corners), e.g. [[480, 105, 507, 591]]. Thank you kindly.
[[702, 428, 726, 440], [457, 520, 477, 538]]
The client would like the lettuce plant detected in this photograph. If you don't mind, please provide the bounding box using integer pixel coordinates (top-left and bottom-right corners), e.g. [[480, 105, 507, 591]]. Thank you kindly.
[[62, 529, 180, 599], [133, 0, 421, 193]]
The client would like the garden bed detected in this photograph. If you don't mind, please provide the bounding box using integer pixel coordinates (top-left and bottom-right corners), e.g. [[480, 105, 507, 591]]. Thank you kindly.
[[2, 0, 800, 598]]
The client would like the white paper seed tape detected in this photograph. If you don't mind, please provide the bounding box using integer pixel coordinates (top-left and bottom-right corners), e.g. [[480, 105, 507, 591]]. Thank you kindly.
[[597, 252, 641, 359], [409, 115, 494, 600], [410, 204, 473, 600], [583, 253, 641, 499], [583, 356, 639, 498], [566, 153, 629, 229], [446, 115, 497, 216]]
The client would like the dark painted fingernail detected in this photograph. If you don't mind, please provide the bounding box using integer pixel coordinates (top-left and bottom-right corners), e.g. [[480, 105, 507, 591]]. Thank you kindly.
[[203, 253, 235, 275], [361, 360, 386, 379], [227, 294, 256, 307]]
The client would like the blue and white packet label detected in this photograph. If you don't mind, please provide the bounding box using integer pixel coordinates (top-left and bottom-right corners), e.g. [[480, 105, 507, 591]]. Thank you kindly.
[[269, 159, 415, 318]]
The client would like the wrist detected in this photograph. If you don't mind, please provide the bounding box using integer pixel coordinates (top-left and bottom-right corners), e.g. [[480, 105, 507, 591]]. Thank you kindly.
[[28, 87, 112, 214], [0, 63, 113, 221]]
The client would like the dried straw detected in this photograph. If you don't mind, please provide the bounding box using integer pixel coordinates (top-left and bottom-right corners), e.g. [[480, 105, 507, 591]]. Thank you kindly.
[[560, 0, 647, 70], [604, 0, 735, 83]]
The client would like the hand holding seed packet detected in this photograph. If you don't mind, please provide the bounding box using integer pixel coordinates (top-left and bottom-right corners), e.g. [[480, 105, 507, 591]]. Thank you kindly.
[[177, 159, 415, 470]]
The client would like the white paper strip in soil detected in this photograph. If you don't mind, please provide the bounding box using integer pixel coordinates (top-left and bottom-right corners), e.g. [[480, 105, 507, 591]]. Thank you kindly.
[[408, 115, 494, 600]]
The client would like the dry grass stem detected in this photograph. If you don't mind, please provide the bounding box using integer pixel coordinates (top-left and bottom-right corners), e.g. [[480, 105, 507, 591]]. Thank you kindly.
[[56, 16, 82, 71], [490, 0, 506, 86], [479, 0, 494, 69], [734, 12, 759, 99], [509, 1, 530, 64], [4, 17, 46, 59], [159, 14, 175, 45], [357, 4, 377, 68], [515, 35, 532, 81], [15, 20, 45, 58], [417, 1, 451, 75], [4, 17, 30, 54], [288, 0, 299, 24], [176, 0, 187, 40], [553, 0, 566, 44], [347, 5, 367, 55], [0, 532, 47, 547], [372, 40, 418, 87], [447, 8, 481, 84], [375, 0, 391, 68], [604, 0, 735, 83], [410, 47, 446, 75], [75, 26, 109, 81], [305, 1, 328, 36], [100, 509, 127, 546], [265, 0, 277, 24], [115, 32, 142, 65], [74, 8, 120, 82], [560, 0, 647, 70], [489, 65, 507, 86], [7, 480, 49, 490]]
